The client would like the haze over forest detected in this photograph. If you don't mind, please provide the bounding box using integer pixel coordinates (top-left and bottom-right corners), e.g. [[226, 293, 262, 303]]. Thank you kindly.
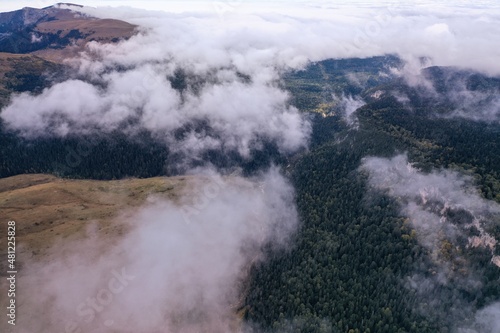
[[0, 1, 499, 333]]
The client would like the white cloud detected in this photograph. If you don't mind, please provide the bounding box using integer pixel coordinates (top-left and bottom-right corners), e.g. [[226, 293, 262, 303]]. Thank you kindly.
[[15, 168, 299, 333], [425, 22, 451, 35], [2, 2, 500, 141], [2, 2, 500, 146], [334, 94, 365, 127], [361, 154, 500, 331], [361, 154, 500, 264]]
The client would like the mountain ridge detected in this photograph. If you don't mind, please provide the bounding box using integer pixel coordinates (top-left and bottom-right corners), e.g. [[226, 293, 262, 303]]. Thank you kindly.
[[0, 4, 136, 62]]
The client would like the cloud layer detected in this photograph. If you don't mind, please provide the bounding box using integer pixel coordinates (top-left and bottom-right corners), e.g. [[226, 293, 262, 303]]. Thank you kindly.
[[1, 2, 500, 332], [3, 1, 500, 151], [14, 168, 298, 333]]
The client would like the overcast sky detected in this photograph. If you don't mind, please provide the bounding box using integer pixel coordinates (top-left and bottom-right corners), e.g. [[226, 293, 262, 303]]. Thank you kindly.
[[0, 1, 199, 12], [2, 1, 286, 13], [1, 0, 500, 13]]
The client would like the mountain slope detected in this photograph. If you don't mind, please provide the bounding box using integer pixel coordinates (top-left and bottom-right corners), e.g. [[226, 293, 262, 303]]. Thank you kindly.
[[0, 173, 189, 274], [0, 4, 136, 62]]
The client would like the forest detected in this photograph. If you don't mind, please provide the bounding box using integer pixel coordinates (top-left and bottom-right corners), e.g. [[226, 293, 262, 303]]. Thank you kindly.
[[243, 57, 500, 332], [1, 55, 499, 332]]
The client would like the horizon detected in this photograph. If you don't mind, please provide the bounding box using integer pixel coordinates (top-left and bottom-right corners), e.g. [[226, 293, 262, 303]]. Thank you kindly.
[[2, 0, 500, 13]]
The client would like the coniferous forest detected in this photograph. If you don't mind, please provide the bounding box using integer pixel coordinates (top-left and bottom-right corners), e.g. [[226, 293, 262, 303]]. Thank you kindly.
[[1, 56, 499, 332]]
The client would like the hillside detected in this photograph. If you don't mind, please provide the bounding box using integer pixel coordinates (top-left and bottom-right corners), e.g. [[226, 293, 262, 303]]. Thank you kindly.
[[0, 52, 64, 105], [0, 173, 189, 273], [0, 4, 137, 107], [0, 50, 499, 332], [244, 57, 500, 332], [0, 3, 499, 332], [0, 4, 136, 62]]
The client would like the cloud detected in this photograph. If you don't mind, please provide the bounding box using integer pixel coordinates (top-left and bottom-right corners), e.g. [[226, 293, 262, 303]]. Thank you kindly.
[[1, 2, 500, 331], [13, 167, 298, 333], [333, 94, 365, 127], [2, 69, 309, 159], [386, 63, 500, 122], [2, 2, 499, 146], [70, 2, 500, 74], [361, 154, 500, 269], [361, 154, 500, 330], [463, 302, 500, 333], [425, 23, 452, 35]]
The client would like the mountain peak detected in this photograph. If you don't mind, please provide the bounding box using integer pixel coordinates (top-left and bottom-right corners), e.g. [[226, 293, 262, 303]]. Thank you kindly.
[[0, 4, 136, 62], [53, 3, 84, 8]]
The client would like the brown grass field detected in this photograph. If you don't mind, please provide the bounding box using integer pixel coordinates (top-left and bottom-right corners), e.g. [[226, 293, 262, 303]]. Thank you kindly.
[[0, 173, 193, 274], [33, 15, 137, 63]]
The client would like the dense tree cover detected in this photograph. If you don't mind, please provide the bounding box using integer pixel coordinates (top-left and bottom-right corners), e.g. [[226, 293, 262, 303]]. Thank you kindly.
[[0, 55, 499, 332], [246, 147, 434, 332], [0, 28, 85, 54], [244, 107, 500, 332], [243, 60, 500, 332], [356, 100, 500, 202], [3, 55, 64, 93], [283, 56, 400, 112], [244, 115, 434, 332], [0, 123, 285, 179], [0, 126, 171, 179], [0, 54, 65, 105]]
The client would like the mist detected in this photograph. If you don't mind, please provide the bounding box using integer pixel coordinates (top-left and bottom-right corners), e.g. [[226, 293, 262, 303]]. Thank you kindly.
[[388, 62, 500, 123], [362, 154, 500, 269], [333, 94, 365, 127], [11, 168, 298, 333], [3, 2, 500, 140], [361, 154, 500, 331], [1, 2, 500, 332]]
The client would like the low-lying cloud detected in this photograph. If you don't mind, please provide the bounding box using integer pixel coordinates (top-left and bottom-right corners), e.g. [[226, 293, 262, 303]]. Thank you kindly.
[[334, 94, 365, 127], [15, 168, 298, 333], [1, 2, 500, 332], [388, 63, 500, 123], [361, 154, 500, 331], [3, 1, 500, 147], [2, 71, 309, 159], [362, 154, 500, 270]]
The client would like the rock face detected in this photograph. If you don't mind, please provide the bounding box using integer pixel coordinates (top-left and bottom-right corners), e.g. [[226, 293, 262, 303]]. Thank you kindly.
[[0, 4, 136, 60]]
